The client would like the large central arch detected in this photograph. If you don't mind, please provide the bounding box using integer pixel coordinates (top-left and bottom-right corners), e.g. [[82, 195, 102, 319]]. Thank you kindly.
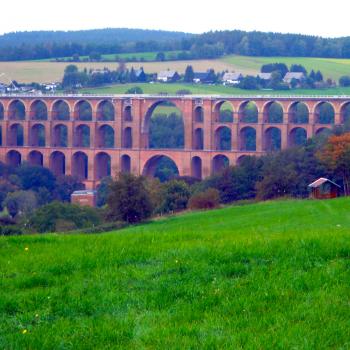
[[142, 155, 180, 181], [142, 100, 184, 149]]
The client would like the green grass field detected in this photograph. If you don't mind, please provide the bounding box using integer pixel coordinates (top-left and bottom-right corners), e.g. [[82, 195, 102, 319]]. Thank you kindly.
[[36, 51, 184, 62], [1, 198, 350, 349], [3, 54, 350, 85], [82, 82, 350, 96]]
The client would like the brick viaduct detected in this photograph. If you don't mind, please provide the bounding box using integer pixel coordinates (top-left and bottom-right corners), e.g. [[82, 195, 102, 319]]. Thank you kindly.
[[0, 94, 348, 189]]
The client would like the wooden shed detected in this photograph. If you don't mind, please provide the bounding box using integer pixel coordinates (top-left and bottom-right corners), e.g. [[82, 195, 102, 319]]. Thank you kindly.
[[308, 178, 341, 199]]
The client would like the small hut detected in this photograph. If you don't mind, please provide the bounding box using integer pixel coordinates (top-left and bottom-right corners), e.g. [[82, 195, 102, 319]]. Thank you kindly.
[[71, 190, 97, 207], [308, 178, 341, 199]]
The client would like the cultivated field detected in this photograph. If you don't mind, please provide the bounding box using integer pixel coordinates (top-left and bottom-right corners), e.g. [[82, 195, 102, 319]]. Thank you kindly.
[[1, 198, 350, 349]]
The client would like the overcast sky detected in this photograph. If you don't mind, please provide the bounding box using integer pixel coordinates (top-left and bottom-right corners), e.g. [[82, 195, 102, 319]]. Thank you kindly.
[[0, 0, 349, 37]]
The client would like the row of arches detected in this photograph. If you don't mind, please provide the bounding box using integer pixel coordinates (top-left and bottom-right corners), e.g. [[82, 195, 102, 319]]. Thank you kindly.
[[4, 150, 236, 181], [1, 123, 331, 151], [1, 99, 350, 125]]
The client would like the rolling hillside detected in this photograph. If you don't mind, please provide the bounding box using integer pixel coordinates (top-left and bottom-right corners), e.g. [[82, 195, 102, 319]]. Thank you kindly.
[[1, 198, 350, 349]]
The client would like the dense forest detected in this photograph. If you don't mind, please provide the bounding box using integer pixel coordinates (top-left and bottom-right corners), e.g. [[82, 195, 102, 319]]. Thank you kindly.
[[1, 28, 350, 61]]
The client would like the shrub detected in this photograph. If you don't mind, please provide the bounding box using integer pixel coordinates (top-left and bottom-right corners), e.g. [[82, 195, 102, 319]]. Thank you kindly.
[[28, 202, 102, 233], [0, 226, 23, 236], [158, 180, 191, 214], [188, 188, 220, 210], [107, 173, 153, 223]]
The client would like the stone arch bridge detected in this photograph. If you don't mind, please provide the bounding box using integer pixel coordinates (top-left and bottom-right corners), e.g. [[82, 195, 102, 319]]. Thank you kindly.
[[0, 94, 348, 189]]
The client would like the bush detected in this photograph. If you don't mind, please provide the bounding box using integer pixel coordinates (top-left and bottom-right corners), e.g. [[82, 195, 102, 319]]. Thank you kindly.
[[339, 76, 350, 87], [28, 202, 102, 233], [107, 173, 153, 223], [0, 225, 23, 236], [188, 188, 220, 210], [158, 180, 191, 214]]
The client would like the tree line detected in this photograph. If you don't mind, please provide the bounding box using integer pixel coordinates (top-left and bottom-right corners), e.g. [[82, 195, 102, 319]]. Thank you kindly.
[[2, 28, 350, 61]]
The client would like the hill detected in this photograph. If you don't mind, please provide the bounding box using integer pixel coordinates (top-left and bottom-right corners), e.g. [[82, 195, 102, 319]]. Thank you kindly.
[[0, 28, 191, 47], [1, 198, 350, 348]]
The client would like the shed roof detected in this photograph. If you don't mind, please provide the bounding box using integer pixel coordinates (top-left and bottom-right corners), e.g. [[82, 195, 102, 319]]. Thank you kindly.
[[157, 70, 177, 79], [258, 73, 272, 80], [308, 177, 341, 188], [222, 72, 243, 81], [71, 190, 97, 196]]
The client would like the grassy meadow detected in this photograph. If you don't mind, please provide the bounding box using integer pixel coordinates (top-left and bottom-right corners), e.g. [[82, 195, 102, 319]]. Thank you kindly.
[[1, 198, 350, 349]]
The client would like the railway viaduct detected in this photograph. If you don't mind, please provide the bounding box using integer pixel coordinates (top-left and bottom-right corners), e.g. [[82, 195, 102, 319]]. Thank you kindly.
[[0, 94, 348, 189]]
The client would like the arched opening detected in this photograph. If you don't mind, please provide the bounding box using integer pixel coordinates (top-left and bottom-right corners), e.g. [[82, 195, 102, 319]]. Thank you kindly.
[[194, 106, 204, 122], [97, 125, 115, 148], [74, 100, 92, 121], [215, 126, 231, 151], [236, 155, 250, 166], [52, 100, 70, 120], [52, 124, 68, 147], [215, 101, 233, 122], [97, 100, 115, 121], [0, 102, 4, 120], [30, 124, 45, 147], [315, 127, 332, 137], [144, 101, 184, 149], [239, 101, 258, 123], [264, 127, 281, 151], [74, 124, 90, 148], [30, 100, 48, 120], [28, 150, 43, 166], [50, 151, 65, 176], [8, 100, 25, 120], [122, 127, 132, 148], [263, 101, 283, 123], [289, 127, 307, 147], [212, 154, 229, 174], [193, 128, 204, 150], [0, 126, 2, 146], [240, 127, 256, 151], [340, 102, 350, 124], [191, 156, 202, 179], [6, 150, 21, 167], [8, 123, 24, 146], [72, 152, 88, 180], [142, 155, 179, 182], [123, 106, 132, 121], [95, 152, 111, 180], [121, 155, 131, 173], [288, 102, 309, 123], [315, 102, 335, 124]]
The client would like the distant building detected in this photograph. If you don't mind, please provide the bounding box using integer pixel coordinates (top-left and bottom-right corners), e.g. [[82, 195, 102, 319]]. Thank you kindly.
[[222, 72, 243, 85], [135, 68, 147, 82], [157, 70, 180, 82], [71, 190, 97, 207], [283, 72, 305, 84], [308, 178, 341, 200], [193, 71, 215, 84], [257, 73, 272, 81]]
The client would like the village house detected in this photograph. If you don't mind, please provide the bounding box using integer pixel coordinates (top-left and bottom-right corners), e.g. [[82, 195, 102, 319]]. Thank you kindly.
[[308, 178, 341, 200], [257, 72, 272, 82], [193, 71, 215, 84], [283, 72, 305, 85], [157, 70, 180, 83], [222, 72, 243, 85]]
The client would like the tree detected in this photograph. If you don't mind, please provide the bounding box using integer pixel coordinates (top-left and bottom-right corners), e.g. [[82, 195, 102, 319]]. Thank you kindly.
[[184, 65, 195, 83], [315, 70, 323, 82], [107, 173, 153, 223], [4, 190, 37, 218], [290, 64, 307, 75], [64, 64, 78, 74], [158, 180, 191, 213], [318, 133, 350, 195], [339, 76, 350, 87], [156, 52, 166, 61]]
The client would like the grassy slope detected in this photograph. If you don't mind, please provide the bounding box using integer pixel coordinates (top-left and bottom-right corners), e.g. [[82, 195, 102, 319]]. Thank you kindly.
[[223, 55, 350, 81], [1, 198, 350, 349], [82, 82, 350, 96]]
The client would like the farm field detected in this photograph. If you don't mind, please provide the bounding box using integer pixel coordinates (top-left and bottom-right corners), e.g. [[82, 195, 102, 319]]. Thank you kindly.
[[1, 198, 350, 349], [82, 82, 350, 96], [1, 54, 350, 88]]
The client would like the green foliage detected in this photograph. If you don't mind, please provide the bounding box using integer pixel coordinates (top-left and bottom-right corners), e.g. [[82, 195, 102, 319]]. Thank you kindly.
[[1, 199, 350, 348], [184, 65, 194, 82], [188, 188, 220, 210], [107, 173, 153, 223], [158, 180, 191, 213], [339, 76, 350, 87], [4, 190, 38, 218], [125, 86, 143, 94], [96, 177, 113, 207], [261, 63, 288, 76], [28, 201, 101, 233]]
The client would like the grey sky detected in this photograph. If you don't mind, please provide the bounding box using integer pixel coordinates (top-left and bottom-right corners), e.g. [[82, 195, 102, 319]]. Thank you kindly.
[[1, 0, 349, 37]]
